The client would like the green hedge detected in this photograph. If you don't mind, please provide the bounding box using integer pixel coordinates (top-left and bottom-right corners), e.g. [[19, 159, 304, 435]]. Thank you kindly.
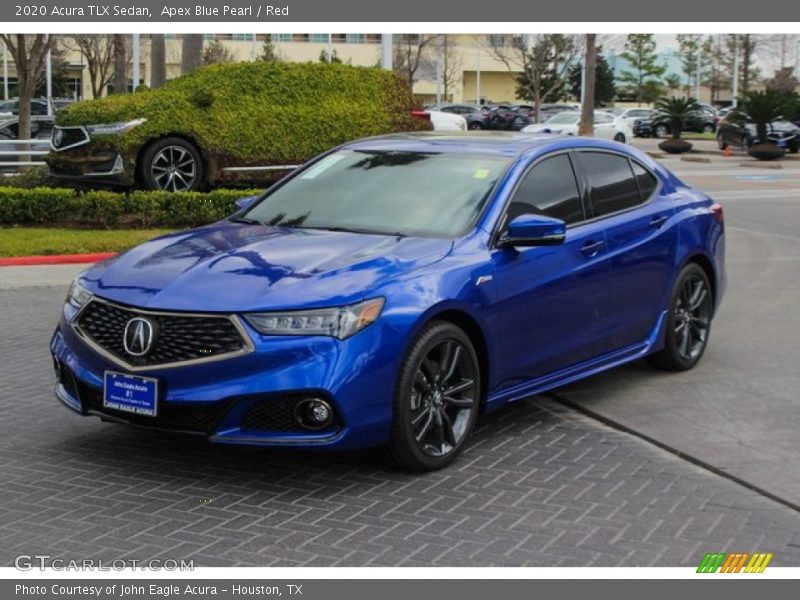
[[0, 187, 262, 229], [54, 62, 428, 180]]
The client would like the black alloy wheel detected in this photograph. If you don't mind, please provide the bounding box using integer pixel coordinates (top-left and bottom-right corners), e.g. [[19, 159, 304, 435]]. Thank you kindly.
[[647, 263, 713, 371], [384, 321, 481, 471]]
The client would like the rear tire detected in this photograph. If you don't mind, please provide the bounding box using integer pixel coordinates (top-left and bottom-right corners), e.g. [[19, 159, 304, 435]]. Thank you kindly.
[[383, 321, 481, 472], [139, 136, 204, 192], [702, 123, 715, 133], [647, 263, 713, 372], [654, 124, 670, 138], [468, 122, 484, 130], [614, 132, 626, 143]]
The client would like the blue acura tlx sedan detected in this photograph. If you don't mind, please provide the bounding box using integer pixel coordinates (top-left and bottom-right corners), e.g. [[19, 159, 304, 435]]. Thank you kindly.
[[51, 132, 725, 471]]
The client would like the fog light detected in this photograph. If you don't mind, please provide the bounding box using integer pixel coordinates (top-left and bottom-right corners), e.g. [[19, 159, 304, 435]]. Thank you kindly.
[[294, 398, 334, 430], [52, 355, 62, 381]]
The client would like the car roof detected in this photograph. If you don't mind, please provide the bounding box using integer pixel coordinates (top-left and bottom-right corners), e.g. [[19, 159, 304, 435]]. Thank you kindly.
[[342, 131, 625, 158]]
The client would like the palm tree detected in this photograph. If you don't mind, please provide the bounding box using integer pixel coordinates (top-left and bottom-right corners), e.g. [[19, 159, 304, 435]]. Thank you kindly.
[[654, 96, 702, 140], [737, 89, 786, 144]]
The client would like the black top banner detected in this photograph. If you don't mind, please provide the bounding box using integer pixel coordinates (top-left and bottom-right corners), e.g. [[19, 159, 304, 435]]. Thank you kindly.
[[4, 0, 800, 22]]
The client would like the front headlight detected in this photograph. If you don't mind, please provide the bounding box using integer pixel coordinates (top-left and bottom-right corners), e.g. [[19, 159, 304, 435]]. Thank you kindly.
[[84, 118, 147, 136], [66, 279, 93, 310], [244, 298, 385, 340]]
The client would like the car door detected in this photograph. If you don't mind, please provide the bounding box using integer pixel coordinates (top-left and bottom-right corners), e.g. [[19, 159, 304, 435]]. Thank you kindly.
[[594, 112, 617, 140], [488, 151, 612, 388], [574, 150, 677, 351]]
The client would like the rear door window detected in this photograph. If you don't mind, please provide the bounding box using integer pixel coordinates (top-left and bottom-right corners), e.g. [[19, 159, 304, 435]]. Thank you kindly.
[[577, 152, 643, 217]]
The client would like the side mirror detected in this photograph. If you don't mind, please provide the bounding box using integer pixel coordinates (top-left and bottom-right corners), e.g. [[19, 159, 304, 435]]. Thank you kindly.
[[234, 195, 260, 212], [498, 214, 566, 248]]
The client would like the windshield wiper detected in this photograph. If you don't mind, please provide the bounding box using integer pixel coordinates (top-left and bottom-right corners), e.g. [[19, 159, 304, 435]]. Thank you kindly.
[[229, 216, 264, 225], [301, 225, 408, 238]]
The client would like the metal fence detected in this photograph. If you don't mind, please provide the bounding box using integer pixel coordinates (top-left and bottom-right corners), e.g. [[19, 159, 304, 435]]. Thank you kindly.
[[0, 139, 49, 172]]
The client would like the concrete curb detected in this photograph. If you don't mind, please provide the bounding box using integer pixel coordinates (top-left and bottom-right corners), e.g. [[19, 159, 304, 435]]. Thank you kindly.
[[0, 252, 116, 267]]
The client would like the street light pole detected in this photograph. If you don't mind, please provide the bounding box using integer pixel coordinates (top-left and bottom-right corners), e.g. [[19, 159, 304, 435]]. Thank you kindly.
[[732, 37, 739, 108], [475, 34, 481, 105], [132, 33, 140, 92], [3, 37, 9, 100], [381, 34, 392, 70], [45, 35, 53, 116], [327, 33, 332, 63]]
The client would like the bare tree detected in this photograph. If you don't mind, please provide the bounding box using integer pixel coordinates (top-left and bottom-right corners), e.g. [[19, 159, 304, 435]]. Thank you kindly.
[[150, 34, 166, 88], [393, 34, 440, 86], [0, 34, 52, 158], [181, 34, 204, 75], [440, 35, 462, 102], [489, 34, 581, 123], [578, 34, 597, 137], [64, 35, 115, 99], [202, 40, 235, 65], [113, 34, 127, 93]]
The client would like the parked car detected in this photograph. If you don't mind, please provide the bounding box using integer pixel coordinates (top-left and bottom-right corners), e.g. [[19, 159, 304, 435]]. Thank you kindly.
[[0, 98, 50, 117], [537, 104, 580, 123], [51, 132, 725, 471], [611, 107, 653, 128], [522, 110, 633, 143], [716, 113, 800, 153], [46, 62, 427, 192], [427, 110, 468, 132], [651, 109, 717, 137], [485, 104, 517, 130], [632, 117, 653, 138], [430, 104, 491, 130], [0, 115, 54, 172]]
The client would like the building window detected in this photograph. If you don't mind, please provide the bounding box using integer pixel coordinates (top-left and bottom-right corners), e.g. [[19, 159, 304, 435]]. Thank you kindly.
[[272, 33, 292, 42], [366, 34, 382, 44], [310, 34, 329, 43], [204, 34, 215, 41], [488, 34, 505, 47], [232, 34, 255, 41], [346, 34, 366, 44]]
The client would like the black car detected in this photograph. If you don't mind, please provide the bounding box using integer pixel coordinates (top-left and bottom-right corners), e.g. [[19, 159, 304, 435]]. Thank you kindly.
[[430, 103, 492, 130], [716, 115, 800, 153], [651, 109, 718, 137], [632, 117, 653, 138], [0, 98, 50, 116]]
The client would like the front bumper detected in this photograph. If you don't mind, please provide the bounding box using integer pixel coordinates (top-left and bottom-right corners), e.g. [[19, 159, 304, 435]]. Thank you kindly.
[[50, 303, 398, 450]]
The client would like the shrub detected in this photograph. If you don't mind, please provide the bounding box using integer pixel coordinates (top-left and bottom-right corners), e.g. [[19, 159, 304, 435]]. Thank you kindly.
[[53, 62, 428, 183], [0, 187, 262, 229]]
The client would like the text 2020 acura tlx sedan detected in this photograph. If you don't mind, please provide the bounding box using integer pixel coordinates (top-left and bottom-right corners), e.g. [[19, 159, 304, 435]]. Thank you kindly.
[[51, 132, 725, 472]]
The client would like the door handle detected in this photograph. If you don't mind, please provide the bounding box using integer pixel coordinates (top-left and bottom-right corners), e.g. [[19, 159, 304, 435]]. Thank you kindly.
[[579, 240, 605, 257], [649, 215, 668, 228]]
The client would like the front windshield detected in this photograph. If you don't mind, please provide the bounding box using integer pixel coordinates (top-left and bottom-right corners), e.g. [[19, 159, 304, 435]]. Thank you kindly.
[[243, 149, 510, 238], [611, 108, 626, 116], [545, 113, 580, 125]]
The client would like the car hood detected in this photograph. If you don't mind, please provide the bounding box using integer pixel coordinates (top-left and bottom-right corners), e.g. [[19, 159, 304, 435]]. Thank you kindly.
[[79, 222, 453, 312]]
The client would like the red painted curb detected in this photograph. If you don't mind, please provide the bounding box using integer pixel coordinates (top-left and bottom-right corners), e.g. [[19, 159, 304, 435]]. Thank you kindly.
[[0, 252, 116, 267]]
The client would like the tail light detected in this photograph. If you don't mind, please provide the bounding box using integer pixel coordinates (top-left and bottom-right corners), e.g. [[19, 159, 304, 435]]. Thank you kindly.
[[710, 203, 724, 224], [411, 110, 431, 122]]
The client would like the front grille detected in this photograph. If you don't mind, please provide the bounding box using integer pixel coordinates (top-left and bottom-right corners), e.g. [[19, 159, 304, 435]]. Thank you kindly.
[[51, 126, 89, 151], [768, 132, 797, 141], [75, 299, 249, 368], [63, 364, 232, 434], [241, 397, 340, 433]]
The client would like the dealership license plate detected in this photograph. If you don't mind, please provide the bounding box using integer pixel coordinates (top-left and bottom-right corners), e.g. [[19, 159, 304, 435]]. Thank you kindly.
[[103, 371, 158, 417], [776, 139, 787, 147]]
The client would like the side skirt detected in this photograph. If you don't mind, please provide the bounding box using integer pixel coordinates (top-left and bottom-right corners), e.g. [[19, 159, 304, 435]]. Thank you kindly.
[[486, 310, 667, 410]]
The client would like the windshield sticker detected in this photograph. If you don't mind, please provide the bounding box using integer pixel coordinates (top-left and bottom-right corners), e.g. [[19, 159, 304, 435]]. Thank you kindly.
[[473, 168, 491, 179]]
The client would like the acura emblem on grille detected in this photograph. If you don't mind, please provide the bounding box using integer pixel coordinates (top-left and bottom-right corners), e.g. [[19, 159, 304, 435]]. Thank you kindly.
[[123, 317, 155, 356]]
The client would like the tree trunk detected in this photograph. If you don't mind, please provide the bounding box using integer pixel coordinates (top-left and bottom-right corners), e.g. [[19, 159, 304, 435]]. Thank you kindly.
[[181, 34, 204, 75], [113, 34, 127, 93], [150, 34, 166, 88], [578, 35, 597, 137]]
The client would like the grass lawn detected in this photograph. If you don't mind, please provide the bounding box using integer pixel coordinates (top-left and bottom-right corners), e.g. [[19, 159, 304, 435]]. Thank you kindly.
[[0, 228, 175, 258], [683, 132, 717, 141]]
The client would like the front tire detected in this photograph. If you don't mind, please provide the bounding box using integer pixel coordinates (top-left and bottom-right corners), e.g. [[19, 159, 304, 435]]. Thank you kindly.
[[702, 123, 715, 133], [383, 321, 481, 472], [139, 136, 204, 192], [647, 263, 713, 371], [614, 132, 626, 143], [654, 124, 670, 138], [468, 121, 484, 130]]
